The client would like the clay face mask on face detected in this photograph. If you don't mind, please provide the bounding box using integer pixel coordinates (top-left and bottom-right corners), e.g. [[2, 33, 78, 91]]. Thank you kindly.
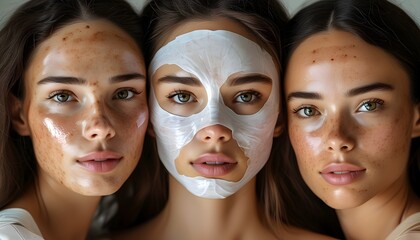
[[149, 30, 279, 198]]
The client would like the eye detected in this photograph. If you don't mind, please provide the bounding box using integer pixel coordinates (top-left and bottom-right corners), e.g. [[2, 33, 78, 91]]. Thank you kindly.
[[113, 88, 139, 100], [292, 106, 320, 118], [234, 91, 261, 103], [357, 99, 384, 112], [167, 90, 197, 104], [48, 91, 75, 103]]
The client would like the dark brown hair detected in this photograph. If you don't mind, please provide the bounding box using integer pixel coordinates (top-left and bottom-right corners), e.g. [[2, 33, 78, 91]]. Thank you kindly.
[[101, 0, 304, 236], [282, 0, 420, 238], [0, 0, 143, 218]]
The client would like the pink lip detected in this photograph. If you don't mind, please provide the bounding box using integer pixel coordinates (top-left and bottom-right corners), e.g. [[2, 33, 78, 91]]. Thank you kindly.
[[320, 163, 366, 186], [77, 151, 122, 173], [191, 153, 237, 178]]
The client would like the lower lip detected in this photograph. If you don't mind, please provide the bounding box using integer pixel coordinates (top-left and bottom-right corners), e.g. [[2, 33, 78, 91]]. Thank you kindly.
[[78, 159, 121, 173], [191, 163, 237, 178], [320, 170, 365, 186]]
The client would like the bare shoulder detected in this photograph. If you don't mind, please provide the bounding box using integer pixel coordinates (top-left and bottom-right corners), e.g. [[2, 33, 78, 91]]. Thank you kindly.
[[279, 224, 336, 240]]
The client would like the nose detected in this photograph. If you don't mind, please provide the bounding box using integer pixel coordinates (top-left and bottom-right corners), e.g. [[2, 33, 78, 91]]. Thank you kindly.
[[82, 103, 116, 141], [196, 124, 232, 143], [325, 115, 355, 152]]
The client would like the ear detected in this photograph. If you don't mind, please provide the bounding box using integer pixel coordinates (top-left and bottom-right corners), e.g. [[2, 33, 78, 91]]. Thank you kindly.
[[10, 94, 30, 136], [412, 103, 420, 138], [273, 119, 284, 138], [147, 123, 156, 138]]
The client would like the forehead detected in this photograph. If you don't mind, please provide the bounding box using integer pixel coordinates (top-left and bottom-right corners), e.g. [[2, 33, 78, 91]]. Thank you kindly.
[[157, 16, 261, 51], [25, 19, 142, 81], [290, 30, 396, 67], [33, 19, 140, 62], [150, 30, 278, 88], [285, 30, 410, 96]]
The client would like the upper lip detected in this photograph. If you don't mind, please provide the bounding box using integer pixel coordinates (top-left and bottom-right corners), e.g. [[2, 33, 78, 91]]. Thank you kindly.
[[77, 151, 122, 162], [191, 153, 237, 165], [320, 162, 366, 174]]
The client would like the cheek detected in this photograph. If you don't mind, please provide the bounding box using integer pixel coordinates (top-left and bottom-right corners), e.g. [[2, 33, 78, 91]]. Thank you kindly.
[[117, 104, 149, 152], [289, 122, 323, 160], [29, 115, 69, 183], [362, 116, 412, 166]]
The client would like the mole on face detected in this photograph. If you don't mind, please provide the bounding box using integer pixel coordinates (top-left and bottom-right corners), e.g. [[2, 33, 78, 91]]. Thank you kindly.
[[310, 44, 358, 64]]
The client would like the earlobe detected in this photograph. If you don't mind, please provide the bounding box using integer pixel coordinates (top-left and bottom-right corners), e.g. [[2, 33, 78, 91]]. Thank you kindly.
[[273, 122, 284, 137], [10, 94, 30, 136], [148, 124, 156, 138], [412, 103, 420, 138]]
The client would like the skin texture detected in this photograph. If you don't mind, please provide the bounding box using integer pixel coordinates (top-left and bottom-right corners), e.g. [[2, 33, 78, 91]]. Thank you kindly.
[[9, 19, 148, 239], [285, 30, 420, 239]]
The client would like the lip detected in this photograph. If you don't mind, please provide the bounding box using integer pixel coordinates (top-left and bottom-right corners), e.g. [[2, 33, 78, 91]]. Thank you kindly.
[[77, 151, 123, 173], [320, 163, 366, 186], [191, 153, 237, 178]]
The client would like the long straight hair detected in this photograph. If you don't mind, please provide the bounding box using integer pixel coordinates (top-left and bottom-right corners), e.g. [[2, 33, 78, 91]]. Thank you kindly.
[[0, 0, 143, 212], [282, 0, 420, 237]]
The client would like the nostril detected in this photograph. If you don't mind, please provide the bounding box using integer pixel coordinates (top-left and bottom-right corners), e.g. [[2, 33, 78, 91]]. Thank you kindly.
[[91, 134, 98, 138]]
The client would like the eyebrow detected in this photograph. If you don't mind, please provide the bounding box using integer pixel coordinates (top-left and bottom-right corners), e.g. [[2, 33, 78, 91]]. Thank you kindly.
[[346, 82, 394, 96], [37, 76, 85, 85], [37, 73, 145, 85], [157, 76, 202, 86], [287, 82, 394, 101], [229, 74, 272, 86], [287, 92, 322, 101]]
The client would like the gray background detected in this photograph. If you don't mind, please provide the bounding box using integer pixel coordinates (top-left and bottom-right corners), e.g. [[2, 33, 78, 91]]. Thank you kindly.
[[1, 0, 419, 29]]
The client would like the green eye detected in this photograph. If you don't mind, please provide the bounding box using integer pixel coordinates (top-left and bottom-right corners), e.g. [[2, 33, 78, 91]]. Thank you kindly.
[[113, 89, 138, 100], [56, 93, 70, 102], [175, 93, 191, 103], [49, 91, 74, 103], [293, 106, 320, 118], [167, 91, 196, 104], [303, 107, 316, 116], [234, 91, 261, 103], [358, 99, 384, 112]]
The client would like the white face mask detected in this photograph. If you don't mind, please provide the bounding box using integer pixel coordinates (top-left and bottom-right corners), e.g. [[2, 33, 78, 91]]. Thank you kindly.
[[149, 30, 279, 199]]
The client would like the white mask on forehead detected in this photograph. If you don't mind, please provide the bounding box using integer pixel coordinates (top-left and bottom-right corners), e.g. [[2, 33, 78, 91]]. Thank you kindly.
[[149, 30, 279, 199]]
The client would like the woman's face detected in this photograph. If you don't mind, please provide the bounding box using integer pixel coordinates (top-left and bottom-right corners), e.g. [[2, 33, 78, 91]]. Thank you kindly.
[[149, 17, 281, 198], [15, 20, 148, 196], [285, 30, 420, 209]]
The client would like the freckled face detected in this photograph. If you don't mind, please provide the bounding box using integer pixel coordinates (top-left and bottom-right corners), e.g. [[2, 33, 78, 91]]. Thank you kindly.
[[285, 30, 418, 209], [21, 20, 148, 196]]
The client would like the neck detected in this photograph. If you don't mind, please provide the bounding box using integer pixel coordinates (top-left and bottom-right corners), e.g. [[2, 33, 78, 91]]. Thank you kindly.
[[142, 176, 276, 240], [336, 176, 420, 240], [12, 178, 101, 240]]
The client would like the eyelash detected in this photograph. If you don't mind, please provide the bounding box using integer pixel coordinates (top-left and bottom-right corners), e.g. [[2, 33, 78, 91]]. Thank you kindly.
[[166, 89, 197, 104], [47, 88, 140, 104], [357, 98, 384, 112], [291, 98, 385, 118], [47, 90, 75, 103], [292, 105, 319, 118], [234, 90, 262, 104], [112, 88, 140, 100]]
